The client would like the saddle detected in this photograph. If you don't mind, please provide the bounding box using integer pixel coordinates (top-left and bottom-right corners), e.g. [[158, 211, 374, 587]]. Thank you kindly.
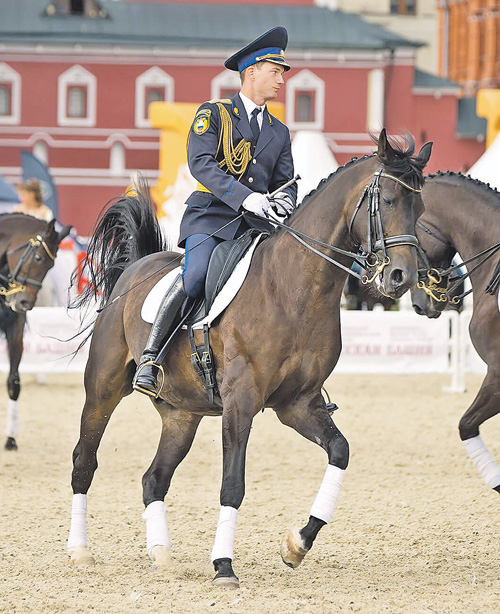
[[152, 229, 269, 406], [186, 228, 267, 326]]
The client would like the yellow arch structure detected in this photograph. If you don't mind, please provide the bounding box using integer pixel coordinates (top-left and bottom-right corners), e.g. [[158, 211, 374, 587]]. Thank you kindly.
[[476, 89, 500, 148]]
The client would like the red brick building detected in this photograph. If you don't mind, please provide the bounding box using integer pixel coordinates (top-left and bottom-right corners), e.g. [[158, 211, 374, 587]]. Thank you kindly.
[[0, 0, 485, 234]]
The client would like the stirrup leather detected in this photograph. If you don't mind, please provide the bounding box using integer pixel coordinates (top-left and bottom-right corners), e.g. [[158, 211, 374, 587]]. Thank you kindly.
[[132, 360, 165, 399]]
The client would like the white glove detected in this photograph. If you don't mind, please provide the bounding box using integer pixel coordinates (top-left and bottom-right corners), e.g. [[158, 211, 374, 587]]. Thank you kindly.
[[242, 192, 271, 217], [270, 191, 295, 217]]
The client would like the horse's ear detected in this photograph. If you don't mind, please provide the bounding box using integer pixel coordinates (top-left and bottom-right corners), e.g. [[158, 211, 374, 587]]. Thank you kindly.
[[58, 224, 72, 243], [377, 128, 395, 164], [46, 219, 57, 233], [415, 141, 433, 169]]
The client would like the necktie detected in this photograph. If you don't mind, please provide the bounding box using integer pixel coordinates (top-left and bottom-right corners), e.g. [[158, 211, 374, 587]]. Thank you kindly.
[[250, 107, 261, 144]]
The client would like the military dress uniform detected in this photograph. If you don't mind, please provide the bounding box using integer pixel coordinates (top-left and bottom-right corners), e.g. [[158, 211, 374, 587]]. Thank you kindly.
[[133, 26, 296, 398]]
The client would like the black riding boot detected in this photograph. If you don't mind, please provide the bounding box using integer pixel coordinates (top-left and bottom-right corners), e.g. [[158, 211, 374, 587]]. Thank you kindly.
[[133, 274, 188, 398]]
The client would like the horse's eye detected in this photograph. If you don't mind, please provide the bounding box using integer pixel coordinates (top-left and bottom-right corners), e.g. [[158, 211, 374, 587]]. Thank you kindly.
[[382, 197, 392, 205], [34, 254, 42, 263]]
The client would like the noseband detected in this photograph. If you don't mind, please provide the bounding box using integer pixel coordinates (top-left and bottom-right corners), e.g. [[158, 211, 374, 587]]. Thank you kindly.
[[0, 234, 56, 297]]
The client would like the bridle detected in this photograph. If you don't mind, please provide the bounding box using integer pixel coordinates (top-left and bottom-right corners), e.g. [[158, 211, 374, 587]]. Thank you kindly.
[[415, 220, 500, 304], [0, 233, 56, 297], [272, 167, 422, 285]]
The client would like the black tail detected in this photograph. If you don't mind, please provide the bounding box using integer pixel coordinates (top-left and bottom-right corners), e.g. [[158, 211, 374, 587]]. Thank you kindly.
[[69, 177, 167, 346]]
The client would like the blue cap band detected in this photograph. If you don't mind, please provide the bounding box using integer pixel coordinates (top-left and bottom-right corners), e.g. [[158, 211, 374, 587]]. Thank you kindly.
[[237, 47, 286, 72]]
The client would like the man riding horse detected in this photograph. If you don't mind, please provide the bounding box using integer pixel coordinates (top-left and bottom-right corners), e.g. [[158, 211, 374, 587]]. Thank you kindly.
[[133, 26, 298, 397]]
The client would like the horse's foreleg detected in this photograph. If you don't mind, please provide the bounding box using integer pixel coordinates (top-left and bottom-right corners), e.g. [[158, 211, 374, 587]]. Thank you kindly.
[[459, 371, 500, 492], [4, 314, 25, 451], [210, 384, 260, 589], [141, 406, 202, 568], [275, 393, 349, 569], [68, 355, 133, 566]]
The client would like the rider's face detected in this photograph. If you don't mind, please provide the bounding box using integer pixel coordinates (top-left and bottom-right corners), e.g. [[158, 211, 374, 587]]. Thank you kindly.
[[251, 62, 285, 105]]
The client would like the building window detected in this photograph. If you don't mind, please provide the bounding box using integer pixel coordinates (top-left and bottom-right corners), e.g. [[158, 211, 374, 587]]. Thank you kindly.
[[144, 86, 165, 120], [110, 141, 125, 175], [67, 85, 87, 118], [211, 70, 240, 101], [390, 0, 416, 15], [135, 67, 174, 128], [0, 63, 20, 125], [0, 83, 12, 116], [58, 65, 96, 127], [295, 91, 316, 123], [286, 69, 325, 131]]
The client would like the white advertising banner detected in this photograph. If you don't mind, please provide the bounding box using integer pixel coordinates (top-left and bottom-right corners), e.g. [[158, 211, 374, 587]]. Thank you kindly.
[[0, 306, 486, 377], [335, 310, 452, 374], [0, 307, 89, 373]]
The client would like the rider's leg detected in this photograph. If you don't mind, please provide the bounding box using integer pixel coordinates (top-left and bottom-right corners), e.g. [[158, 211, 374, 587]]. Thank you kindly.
[[133, 234, 220, 397], [182, 234, 221, 298]]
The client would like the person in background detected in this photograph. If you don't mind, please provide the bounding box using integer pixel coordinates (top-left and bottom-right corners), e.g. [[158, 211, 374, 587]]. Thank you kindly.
[[13, 178, 55, 305], [13, 178, 53, 222]]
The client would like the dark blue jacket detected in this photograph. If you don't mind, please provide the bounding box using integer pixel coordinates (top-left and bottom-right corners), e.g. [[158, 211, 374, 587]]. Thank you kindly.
[[178, 93, 296, 247]]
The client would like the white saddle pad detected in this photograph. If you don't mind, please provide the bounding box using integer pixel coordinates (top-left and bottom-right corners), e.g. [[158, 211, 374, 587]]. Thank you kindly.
[[141, 235, 263, 329]]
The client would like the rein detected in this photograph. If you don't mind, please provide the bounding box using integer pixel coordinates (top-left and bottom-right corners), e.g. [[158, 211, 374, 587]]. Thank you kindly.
[[416, 220, 500, 304], [0, 234, 55, 297]]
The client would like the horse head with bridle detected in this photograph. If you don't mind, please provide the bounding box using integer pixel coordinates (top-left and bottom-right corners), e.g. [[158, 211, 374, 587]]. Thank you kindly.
[[0, 213, 72, 450], [0, 215, 71, 312], [68, 130, 432, 586]]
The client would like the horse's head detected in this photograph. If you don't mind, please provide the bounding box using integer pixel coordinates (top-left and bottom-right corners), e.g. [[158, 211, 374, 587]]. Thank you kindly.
[[3, 219, 72, 312], [349, 130, 432, 299], [411, 217, 456, 319]]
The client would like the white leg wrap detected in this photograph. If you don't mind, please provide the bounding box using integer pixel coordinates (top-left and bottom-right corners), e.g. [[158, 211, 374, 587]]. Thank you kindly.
[[309, 464, 345, 524], [211, 506, 238, 562], [67, 494, 88, 552], [5, 399, 19, 438], [142, 500, 171, 560], [463, 435, 500, 489]]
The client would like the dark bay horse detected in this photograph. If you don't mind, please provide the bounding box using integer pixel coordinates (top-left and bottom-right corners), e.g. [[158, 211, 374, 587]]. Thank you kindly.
[[411, 172, 500, 494], [0, 214, 71, 450], [68, 131, 432, 586]]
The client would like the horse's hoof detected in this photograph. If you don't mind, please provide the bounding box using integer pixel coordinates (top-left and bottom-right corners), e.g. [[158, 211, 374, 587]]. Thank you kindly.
[[212, 574, 240, 589], [280, 528, 309, 569], [69, 545, 95, 566], [4, 437, 18, 451], [150, 545, 173, 569], [212, 558, 239, 589]]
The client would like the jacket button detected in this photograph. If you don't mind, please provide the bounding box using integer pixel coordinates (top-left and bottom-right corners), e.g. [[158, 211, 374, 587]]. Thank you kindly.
[[248, 177, 254, 183], [252, 158, 257, 164]]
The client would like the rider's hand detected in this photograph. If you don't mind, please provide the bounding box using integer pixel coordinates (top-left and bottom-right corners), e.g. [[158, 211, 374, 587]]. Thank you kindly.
[[242, 192, 271, 217], [270, 191, 295, 218]]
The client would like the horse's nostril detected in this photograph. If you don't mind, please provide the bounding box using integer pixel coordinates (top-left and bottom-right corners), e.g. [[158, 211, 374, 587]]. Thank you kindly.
[[390, 268, 404, 287], [413, 304, 423, 315]]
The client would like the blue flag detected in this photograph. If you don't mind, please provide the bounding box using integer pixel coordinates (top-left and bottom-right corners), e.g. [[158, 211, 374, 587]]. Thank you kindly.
[[21, 150, 58, 218], [0, 172, 19, 203]]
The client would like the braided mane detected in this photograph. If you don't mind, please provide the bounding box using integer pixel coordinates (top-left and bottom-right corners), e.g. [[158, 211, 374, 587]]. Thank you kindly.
[[427, 170, 500, 200]]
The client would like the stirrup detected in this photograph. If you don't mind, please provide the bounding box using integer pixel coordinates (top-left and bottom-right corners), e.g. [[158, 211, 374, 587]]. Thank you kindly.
[[132, 360, 165, 399]]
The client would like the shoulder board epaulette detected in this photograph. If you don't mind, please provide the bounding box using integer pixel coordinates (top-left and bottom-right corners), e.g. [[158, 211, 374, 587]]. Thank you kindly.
[[206, 98, 232, 104]]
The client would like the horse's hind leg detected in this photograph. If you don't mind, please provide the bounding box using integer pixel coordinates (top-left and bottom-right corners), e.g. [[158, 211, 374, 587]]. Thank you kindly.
[[68, 331, 134, 565], [459, 370, 500, 493], [4, 313, 25, 451], [275, 392, 349, 569], [141, 404, 202, 568]]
